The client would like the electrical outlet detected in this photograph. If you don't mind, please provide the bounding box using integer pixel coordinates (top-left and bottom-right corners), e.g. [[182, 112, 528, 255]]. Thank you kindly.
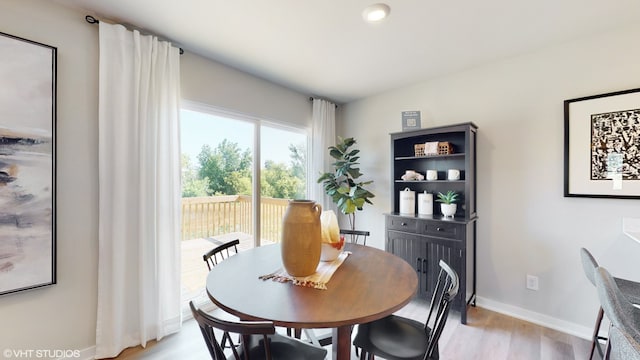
[[526, 275, 539, 291]]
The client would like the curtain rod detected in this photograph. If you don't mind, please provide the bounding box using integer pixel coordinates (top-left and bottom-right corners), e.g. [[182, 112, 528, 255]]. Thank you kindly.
[[309, 97, 338, 108], [85, 15, 184, 55]]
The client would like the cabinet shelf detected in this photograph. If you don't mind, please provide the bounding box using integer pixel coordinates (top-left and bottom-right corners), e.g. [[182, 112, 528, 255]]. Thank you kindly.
[[395, 153, 465, 161], [395, 180, 465, 184], [386, 212, 476, 224]]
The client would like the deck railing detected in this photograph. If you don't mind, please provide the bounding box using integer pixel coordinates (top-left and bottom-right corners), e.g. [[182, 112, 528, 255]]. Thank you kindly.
[[181, 195, 290, 243]]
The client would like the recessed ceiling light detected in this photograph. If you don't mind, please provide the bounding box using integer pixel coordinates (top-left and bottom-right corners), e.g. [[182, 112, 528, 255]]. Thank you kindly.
[[362, 3, 390, 23]]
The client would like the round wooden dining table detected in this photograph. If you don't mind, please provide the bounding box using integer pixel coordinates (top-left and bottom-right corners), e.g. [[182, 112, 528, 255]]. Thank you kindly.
[[206, 242, 418, 360]]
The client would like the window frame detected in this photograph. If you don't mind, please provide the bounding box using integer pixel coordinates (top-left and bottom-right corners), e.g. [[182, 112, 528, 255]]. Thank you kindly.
[[181, 101, 311, 246]]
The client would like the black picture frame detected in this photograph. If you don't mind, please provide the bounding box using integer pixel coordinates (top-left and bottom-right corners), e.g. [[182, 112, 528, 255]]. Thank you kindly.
[[564, 88, 640, 199], [0, 32, 57, 296]]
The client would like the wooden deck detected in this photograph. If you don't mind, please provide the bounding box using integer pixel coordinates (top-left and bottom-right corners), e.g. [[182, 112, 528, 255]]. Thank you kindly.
[[180, 232, 274, 313]]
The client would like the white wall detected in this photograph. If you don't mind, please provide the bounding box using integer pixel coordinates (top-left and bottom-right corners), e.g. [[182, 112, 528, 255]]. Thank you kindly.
[[340, 23, 640, 338], [0, 0, 312, 355], [181, 52, 311, 127]]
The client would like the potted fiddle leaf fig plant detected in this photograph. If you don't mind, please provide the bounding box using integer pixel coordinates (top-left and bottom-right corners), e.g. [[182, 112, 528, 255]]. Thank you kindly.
[[436, 190, 458, 217], [317, 137, 375, 231]]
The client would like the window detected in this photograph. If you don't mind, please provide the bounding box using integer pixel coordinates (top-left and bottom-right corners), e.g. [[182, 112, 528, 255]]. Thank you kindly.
[[179, 104, 309, 316]]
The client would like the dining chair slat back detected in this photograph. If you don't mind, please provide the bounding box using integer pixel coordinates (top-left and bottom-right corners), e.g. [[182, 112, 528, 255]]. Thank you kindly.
[[190, 301, 327, 360], [339, 229, 370, 246], [353, 259, 459, 360], [190, 300, 272, 360], [425, 259, 460, 358], [203, 239, 240, 270]]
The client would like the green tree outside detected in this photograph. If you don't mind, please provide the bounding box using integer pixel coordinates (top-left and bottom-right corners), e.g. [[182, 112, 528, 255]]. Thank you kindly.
[[182, 140, 306, 199], [197, 139, 252, 196], [261, 160, 304, 199], [181, 154, 210, 197]]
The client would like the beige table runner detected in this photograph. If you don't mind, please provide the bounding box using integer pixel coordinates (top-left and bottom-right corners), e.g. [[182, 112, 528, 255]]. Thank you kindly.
[[258, 251, 351, 290]]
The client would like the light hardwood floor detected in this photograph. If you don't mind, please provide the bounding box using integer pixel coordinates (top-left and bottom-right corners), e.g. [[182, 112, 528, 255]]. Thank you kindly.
[[110, 300, 592, 360]]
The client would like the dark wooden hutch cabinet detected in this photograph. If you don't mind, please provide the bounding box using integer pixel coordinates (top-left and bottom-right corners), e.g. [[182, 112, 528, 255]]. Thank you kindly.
[[385, 122, 477, 324]]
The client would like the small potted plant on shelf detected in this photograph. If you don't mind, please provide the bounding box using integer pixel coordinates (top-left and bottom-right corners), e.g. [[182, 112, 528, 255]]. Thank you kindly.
[[436, 190, 458, 217]]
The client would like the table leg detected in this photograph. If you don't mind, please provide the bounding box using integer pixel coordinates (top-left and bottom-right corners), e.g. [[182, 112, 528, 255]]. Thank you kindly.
[[332, 325, 351, 360]]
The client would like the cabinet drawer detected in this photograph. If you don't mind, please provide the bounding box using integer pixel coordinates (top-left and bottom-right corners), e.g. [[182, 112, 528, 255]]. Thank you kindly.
[[386, 217, 418, 232], [420, 221, 462, 240]]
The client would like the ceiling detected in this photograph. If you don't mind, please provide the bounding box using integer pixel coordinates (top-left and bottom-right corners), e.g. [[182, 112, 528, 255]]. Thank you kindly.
[[54, 0, 640, 104]]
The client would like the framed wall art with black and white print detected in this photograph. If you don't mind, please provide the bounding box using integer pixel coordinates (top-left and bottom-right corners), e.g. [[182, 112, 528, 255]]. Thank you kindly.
[[564, 88, 640, 199]]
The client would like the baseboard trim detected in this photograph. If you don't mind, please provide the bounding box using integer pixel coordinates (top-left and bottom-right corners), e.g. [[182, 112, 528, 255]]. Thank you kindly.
[[475, 296, 594, 341]]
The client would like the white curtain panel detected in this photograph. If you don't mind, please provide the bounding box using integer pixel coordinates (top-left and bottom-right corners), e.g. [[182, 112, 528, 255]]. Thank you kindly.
[[95, 22, 182, 358], [311, 99, 336, 211]]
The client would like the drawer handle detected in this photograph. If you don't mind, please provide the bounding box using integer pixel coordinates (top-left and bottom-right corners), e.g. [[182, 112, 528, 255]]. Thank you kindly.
[[401, 222, 407, 226], [422, 259, 427, 274], [416, 258, 422, 272], [437, 227, 444, 231]]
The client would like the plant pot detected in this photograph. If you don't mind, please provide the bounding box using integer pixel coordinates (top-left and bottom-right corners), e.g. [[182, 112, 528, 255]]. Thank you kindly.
[[440, 203, 457, 217]]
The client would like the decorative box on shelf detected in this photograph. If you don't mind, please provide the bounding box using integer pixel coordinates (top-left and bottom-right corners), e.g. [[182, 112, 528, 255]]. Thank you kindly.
[[414, 141, 440, 156], [438, 142, 454, 155], [414, 141, 454, 156]]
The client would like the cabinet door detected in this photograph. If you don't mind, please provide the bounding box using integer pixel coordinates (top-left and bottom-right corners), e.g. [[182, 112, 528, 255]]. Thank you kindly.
[[387, 230, 428, 297], [425, 238, 464, 309]]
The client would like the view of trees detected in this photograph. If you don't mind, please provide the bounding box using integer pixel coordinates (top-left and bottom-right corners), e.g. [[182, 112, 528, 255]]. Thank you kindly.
[[182, 139, 306, 199], [181, 154, 209, 197], [197, 139, 252, 196]]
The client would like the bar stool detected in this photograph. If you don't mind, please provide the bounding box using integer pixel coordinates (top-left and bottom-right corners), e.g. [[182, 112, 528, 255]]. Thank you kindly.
[[580, 248, 640, 359], [608, 326, 640, 360], [594, 266, 640, 359]]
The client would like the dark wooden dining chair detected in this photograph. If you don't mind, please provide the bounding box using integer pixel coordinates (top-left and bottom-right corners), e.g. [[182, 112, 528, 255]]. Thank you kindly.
[[204, 239, 240, 270], [203, 239, 300, 341], [594, 267, 640, 360], [580, 248, 640, 360], [190, 301, 327, 360], [353, 259, 459, 360], [340, 229, 370, 246], [201, 239, 241, 348]]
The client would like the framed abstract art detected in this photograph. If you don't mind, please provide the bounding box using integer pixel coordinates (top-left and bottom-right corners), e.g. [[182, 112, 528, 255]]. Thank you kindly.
[[0, 32, 57, 295]]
